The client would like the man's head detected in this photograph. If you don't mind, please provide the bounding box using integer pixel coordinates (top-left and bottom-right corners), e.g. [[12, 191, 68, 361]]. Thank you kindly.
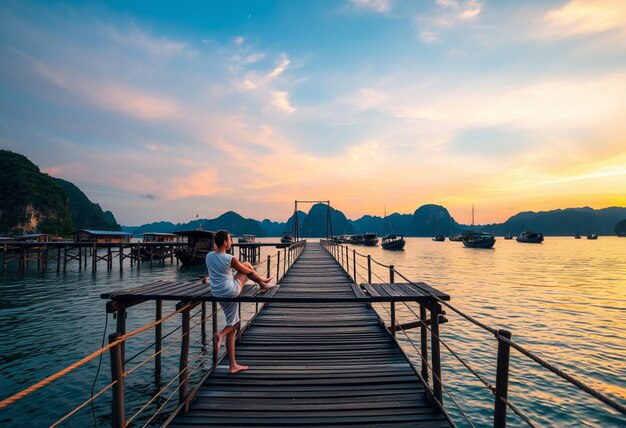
[[214, 230, 231, 250]]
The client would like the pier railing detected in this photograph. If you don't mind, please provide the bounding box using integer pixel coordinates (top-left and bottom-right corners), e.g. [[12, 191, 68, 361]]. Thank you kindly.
[[320, 240, 626, 427], [0, 240, 306, 427]]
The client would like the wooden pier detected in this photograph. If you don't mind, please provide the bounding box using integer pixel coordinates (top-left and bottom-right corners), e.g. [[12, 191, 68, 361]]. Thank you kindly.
[[101, 241, 451, 426], [0, 241, 288, 273], [169, 243, 451, 427]]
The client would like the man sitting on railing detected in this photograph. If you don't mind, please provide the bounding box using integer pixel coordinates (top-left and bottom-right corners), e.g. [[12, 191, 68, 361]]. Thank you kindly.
[[206, 230, 274, 374]]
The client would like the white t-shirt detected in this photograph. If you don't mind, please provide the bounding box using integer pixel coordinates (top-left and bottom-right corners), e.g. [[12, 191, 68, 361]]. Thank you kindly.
[[206, 252, 239, 297]]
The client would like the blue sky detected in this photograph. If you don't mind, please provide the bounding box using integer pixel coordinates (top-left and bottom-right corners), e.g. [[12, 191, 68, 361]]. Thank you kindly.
[[1, 0, 625, 225]]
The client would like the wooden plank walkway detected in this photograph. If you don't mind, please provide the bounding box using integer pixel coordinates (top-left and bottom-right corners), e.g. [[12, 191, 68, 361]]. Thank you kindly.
[[168, 242, 452, 427]]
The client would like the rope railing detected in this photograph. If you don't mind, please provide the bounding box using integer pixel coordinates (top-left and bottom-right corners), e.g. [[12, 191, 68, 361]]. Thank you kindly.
[[321, 240, 626, 427], [0, 301, 194, 409], [377, 295, 476, 428]]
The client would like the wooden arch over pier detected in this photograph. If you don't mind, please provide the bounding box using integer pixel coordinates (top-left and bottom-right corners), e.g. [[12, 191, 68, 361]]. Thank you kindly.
[[293, 200, 333, 241]]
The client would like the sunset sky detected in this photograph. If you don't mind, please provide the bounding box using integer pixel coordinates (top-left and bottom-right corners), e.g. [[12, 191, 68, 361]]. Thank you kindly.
[[1, 0, 625, 225]]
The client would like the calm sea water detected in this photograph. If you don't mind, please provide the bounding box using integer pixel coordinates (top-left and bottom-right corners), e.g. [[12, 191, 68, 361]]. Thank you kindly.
[[0, 237, 624, 427]]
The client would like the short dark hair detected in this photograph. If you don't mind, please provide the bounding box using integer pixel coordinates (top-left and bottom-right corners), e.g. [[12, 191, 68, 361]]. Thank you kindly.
[[214, 230, 230, 247]]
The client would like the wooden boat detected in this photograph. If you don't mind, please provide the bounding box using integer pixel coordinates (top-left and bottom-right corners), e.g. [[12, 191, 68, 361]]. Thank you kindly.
[[349, 234, 364, 245], [363, 233, 379, 246], [449, 233, 464, 242], [516, 230, 544, 243], [461, 206, 495, 249], [586, 233, 598, 240], [463, 232, 496, 249], [382, 234, 405, 250], [281, 232, 294, 244], [173, 230, 215, 266], [433, 234, 445, 242], [381, 208, 405, 250], [504, 232, 513, 240], [238, 234, 256, 243]]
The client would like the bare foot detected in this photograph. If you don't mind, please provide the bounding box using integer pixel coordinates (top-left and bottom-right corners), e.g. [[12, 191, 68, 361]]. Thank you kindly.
[[213, 333, 222, 354], [259, 279, 276, 292], [229, 364, 249, 374]]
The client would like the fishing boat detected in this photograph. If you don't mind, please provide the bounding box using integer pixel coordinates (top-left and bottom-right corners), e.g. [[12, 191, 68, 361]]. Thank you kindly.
[[382, 234, 406, 250], [173, 230, 215, 266], [575, 224, 581, 239], [449, 233, 465, 242], [586, 233, 598, 240], [349, 234, 364, 245], [381, 208, 406, 250], [280, 231, 294, 244], [516, 230, 544, 243], [433, 234, 445, 242], [462, 206, 495, 249], [363, 233, 379, 246], [504, 232, 513, 240]]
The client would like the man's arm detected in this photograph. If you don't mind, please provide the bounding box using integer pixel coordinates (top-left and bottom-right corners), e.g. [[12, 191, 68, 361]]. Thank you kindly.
[[231, 257, 254, 274]]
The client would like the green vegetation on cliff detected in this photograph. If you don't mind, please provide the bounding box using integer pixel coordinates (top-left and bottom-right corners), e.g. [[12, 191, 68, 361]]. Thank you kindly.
[[0, 150, 120, 234], [0, 150, 73, 234]]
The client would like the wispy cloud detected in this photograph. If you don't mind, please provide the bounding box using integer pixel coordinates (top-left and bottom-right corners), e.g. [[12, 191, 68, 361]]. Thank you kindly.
[[349, 0, 392, 14], [270, 91, 295, 114], [541, 0, 626, 39], [415, 0, 482, 43]]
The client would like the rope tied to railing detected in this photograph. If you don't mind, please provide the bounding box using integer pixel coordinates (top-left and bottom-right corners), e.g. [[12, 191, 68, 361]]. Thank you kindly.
[[0, 302, 194, 409]]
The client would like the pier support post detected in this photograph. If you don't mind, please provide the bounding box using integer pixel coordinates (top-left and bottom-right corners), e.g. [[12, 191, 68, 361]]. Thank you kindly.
[[353, 249, 356, 282], [367, 255, 372, 284], [201, 302, 207, 343], [494, 329, 512, 428], [109, 333, 125, 428], [390, 265, 396, 338], [155, 300, 162, 378], [420, 303, 429, 382], [179, 305, 190, 412], [430, 300, 443, 404], [119, 245, 123, 271], [212, 302, 218, 366], [92, 244, 97, 272]]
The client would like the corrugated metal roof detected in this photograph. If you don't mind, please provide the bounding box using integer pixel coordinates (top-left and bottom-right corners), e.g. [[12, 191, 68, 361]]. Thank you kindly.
[[75, 230, 132, 236]]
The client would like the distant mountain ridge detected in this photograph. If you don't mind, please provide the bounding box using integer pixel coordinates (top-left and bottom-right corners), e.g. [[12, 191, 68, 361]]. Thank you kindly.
[[125, 204, 626, 238]]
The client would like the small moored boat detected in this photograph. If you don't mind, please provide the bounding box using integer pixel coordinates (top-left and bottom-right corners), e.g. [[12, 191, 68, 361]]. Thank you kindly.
[[173, 230, 215, 266], [504, 232, 513, 240], [238, 234, 256, 243], [463, 232, 495, 249], [382, 234, 405, 250], [280, 232, 294, 244], [363, 233, 379, 246], [433, 234, 445, 242], [349, 235, 364, 245], [516, 230, 544, 244]]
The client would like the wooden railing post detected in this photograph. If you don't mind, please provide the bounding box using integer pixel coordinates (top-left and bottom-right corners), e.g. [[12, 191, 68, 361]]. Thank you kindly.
[[494, 329, 512, 428], [212, 302, 218, 366], [390, 265, 396, 338], [276, 251, 281, 282], [353, 249, 356, 282], [179, 304, 190, 411], [430, 300, 443, 403], [283, 249, 287, 278], [419, 303, 429, 382], [201, 302, 207, 343], [109, 333, 125, 428], [155, 300, 162, 378], [367, 255, 372, 284]]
